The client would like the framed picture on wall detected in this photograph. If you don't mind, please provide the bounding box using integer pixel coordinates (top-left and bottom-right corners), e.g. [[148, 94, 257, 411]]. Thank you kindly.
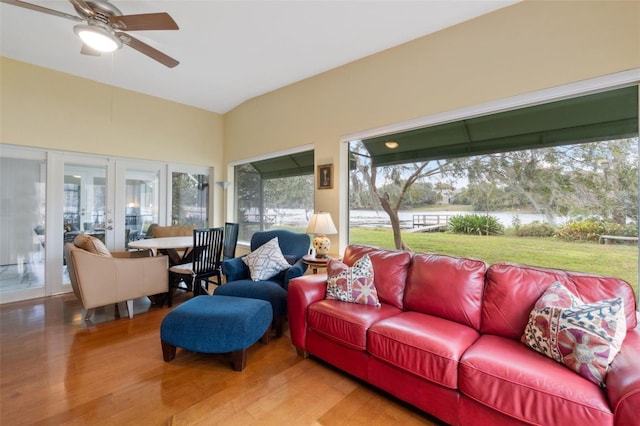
[[318, 164, 333, 189]]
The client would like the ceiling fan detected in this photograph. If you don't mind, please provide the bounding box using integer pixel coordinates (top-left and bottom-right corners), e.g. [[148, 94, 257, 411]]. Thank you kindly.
[[1, 0, 180, 68]]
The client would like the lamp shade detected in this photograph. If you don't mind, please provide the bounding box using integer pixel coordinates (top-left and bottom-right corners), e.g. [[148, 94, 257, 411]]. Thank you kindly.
[[306, 212, 337, 258], [306, 212, 337, 235]]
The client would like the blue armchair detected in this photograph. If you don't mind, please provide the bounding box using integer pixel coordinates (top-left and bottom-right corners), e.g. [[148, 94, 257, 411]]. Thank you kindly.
[[215, 229, 310, 337]]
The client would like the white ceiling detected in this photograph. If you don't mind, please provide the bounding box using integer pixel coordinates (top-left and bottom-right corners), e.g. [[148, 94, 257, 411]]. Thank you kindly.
[[1, 0, 519, 114]]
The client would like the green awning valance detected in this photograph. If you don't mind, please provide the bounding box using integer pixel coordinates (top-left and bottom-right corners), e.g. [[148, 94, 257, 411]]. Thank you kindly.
[[250, 150, 314, 179], [361, 86, 639, 166]]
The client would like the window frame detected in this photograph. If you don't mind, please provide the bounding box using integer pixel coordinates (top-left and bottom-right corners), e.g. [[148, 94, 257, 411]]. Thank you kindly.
[[229, 145, 315, 245]]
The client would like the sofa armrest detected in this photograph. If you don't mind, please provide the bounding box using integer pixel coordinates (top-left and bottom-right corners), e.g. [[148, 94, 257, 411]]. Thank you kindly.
[[222, 256, 249, 282], [607, 320, 640, 426], [287, 273, 327, 352], [283, 258, 308, 290]]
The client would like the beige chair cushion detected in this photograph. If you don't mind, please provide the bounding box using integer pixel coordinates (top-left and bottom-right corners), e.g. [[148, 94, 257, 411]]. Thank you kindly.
[[169, 262, 195, 276], [74, 234, 111, 257]]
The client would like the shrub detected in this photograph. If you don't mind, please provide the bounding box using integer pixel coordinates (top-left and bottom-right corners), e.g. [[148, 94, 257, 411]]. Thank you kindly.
[[447, 214, 504, 236], [555, 218, 605, 242], [603, 222, 638, 237], [555, 218, 639, 242], [515, 221, 556, 238]]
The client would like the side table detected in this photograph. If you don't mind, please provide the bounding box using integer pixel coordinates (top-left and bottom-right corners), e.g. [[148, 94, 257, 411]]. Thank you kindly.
[[302, 254, 331, 274]]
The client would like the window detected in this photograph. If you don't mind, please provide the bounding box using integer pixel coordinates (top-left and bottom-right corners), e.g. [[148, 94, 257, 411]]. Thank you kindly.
[[0, 155, 46, 295], [171, 171, 209, 227], [348, 86, 639, 299], [234, 150, 314, 242]]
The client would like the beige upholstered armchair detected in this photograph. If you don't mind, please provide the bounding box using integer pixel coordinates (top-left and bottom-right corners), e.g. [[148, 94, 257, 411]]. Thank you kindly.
[[64, 235, 169, 321]]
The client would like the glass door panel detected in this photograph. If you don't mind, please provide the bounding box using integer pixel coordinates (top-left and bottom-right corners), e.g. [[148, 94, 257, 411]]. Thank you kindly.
[[171, 170, 210, 227], [0, 154, 46, 301], [62, 163, 108, 285], [124, 169, 160, 247]]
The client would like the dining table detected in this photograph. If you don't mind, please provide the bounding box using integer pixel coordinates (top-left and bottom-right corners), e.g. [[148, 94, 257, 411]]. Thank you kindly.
[[128, 236, 193, 265]]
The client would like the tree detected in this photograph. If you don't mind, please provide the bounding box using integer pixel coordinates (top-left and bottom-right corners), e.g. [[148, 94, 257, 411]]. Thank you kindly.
[[349, 141, 463, 250], [171, 173, 206, 225], [264, 175, 314, 223], [464, 139, 638, 225], [566, 139, 638, 224]]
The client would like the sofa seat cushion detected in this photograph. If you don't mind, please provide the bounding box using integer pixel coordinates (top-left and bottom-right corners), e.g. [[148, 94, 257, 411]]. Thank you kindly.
[[308, 300, 401, 350], [368, 311, 479, 389], [460, 335, 612, 426]]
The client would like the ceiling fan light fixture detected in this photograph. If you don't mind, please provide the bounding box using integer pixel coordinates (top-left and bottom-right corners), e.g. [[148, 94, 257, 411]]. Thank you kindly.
[[73, 24, 122, 52]]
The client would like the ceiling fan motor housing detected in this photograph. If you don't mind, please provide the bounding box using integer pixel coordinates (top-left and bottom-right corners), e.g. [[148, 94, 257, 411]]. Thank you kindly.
[[73, 0, 122, 21]]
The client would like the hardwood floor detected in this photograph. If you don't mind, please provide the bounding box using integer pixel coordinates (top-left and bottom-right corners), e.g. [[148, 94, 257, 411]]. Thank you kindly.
[[0, 292, 445, 426]]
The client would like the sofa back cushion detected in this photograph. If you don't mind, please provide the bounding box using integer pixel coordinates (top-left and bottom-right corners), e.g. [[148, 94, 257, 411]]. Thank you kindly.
[[404, 253, 487, 330], [342, 245, 412, 310], [481, 262, 637, 340], [151, 225, 196, 238]]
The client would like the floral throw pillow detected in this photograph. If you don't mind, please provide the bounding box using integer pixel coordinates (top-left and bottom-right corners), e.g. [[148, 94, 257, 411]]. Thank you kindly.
[[521, 282, 627, 386], [242, 237, 291, 281], [325, 254, 380, 307]]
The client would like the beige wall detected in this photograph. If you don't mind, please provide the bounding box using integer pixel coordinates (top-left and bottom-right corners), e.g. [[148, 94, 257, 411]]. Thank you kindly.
[[224, 0, 640, 254], [0, 57, 223, 166]]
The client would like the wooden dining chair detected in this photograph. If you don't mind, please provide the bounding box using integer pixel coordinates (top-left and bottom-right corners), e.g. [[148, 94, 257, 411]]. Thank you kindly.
[[211, 222, 240, 286], [167, 227, 224, 306], [223, 222, 239, 260]]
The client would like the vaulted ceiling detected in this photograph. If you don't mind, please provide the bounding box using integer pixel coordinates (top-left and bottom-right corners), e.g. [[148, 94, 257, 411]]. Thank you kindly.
[[1, 0, 519, 114]]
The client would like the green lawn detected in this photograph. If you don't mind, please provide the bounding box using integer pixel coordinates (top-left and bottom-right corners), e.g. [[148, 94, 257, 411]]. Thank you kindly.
[[350, 228, 638, 297]]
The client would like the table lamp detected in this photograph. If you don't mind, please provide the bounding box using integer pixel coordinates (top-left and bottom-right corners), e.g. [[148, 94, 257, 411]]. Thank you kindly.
[[306, 212, 337, 258]]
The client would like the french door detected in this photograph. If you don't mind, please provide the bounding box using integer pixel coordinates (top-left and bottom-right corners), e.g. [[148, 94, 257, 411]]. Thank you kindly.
[[0, 147, 211, 303], [56, 154, 114, 290]]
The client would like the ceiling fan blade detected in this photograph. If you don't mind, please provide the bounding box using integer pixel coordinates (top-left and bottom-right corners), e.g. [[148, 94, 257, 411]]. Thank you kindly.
[[116, 32, 179, 68], [110, 13, 178, 31], [0, 0, 82, 21], [80, 44, 101, 56]]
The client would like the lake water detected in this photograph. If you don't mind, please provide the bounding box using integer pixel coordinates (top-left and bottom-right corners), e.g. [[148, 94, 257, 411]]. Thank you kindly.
[[271, 208, 560, 229], [350, 209, 558, 228]]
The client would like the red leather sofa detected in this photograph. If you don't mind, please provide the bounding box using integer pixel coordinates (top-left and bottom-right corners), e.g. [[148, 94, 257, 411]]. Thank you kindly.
[[288, 244, 640, 426]]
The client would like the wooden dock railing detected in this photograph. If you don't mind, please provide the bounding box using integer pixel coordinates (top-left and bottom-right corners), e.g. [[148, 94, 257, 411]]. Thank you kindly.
[[412, 214, 454, 228]]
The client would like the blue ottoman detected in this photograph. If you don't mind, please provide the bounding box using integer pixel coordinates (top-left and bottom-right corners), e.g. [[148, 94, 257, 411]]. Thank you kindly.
[[160, 295, 273, 371]]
